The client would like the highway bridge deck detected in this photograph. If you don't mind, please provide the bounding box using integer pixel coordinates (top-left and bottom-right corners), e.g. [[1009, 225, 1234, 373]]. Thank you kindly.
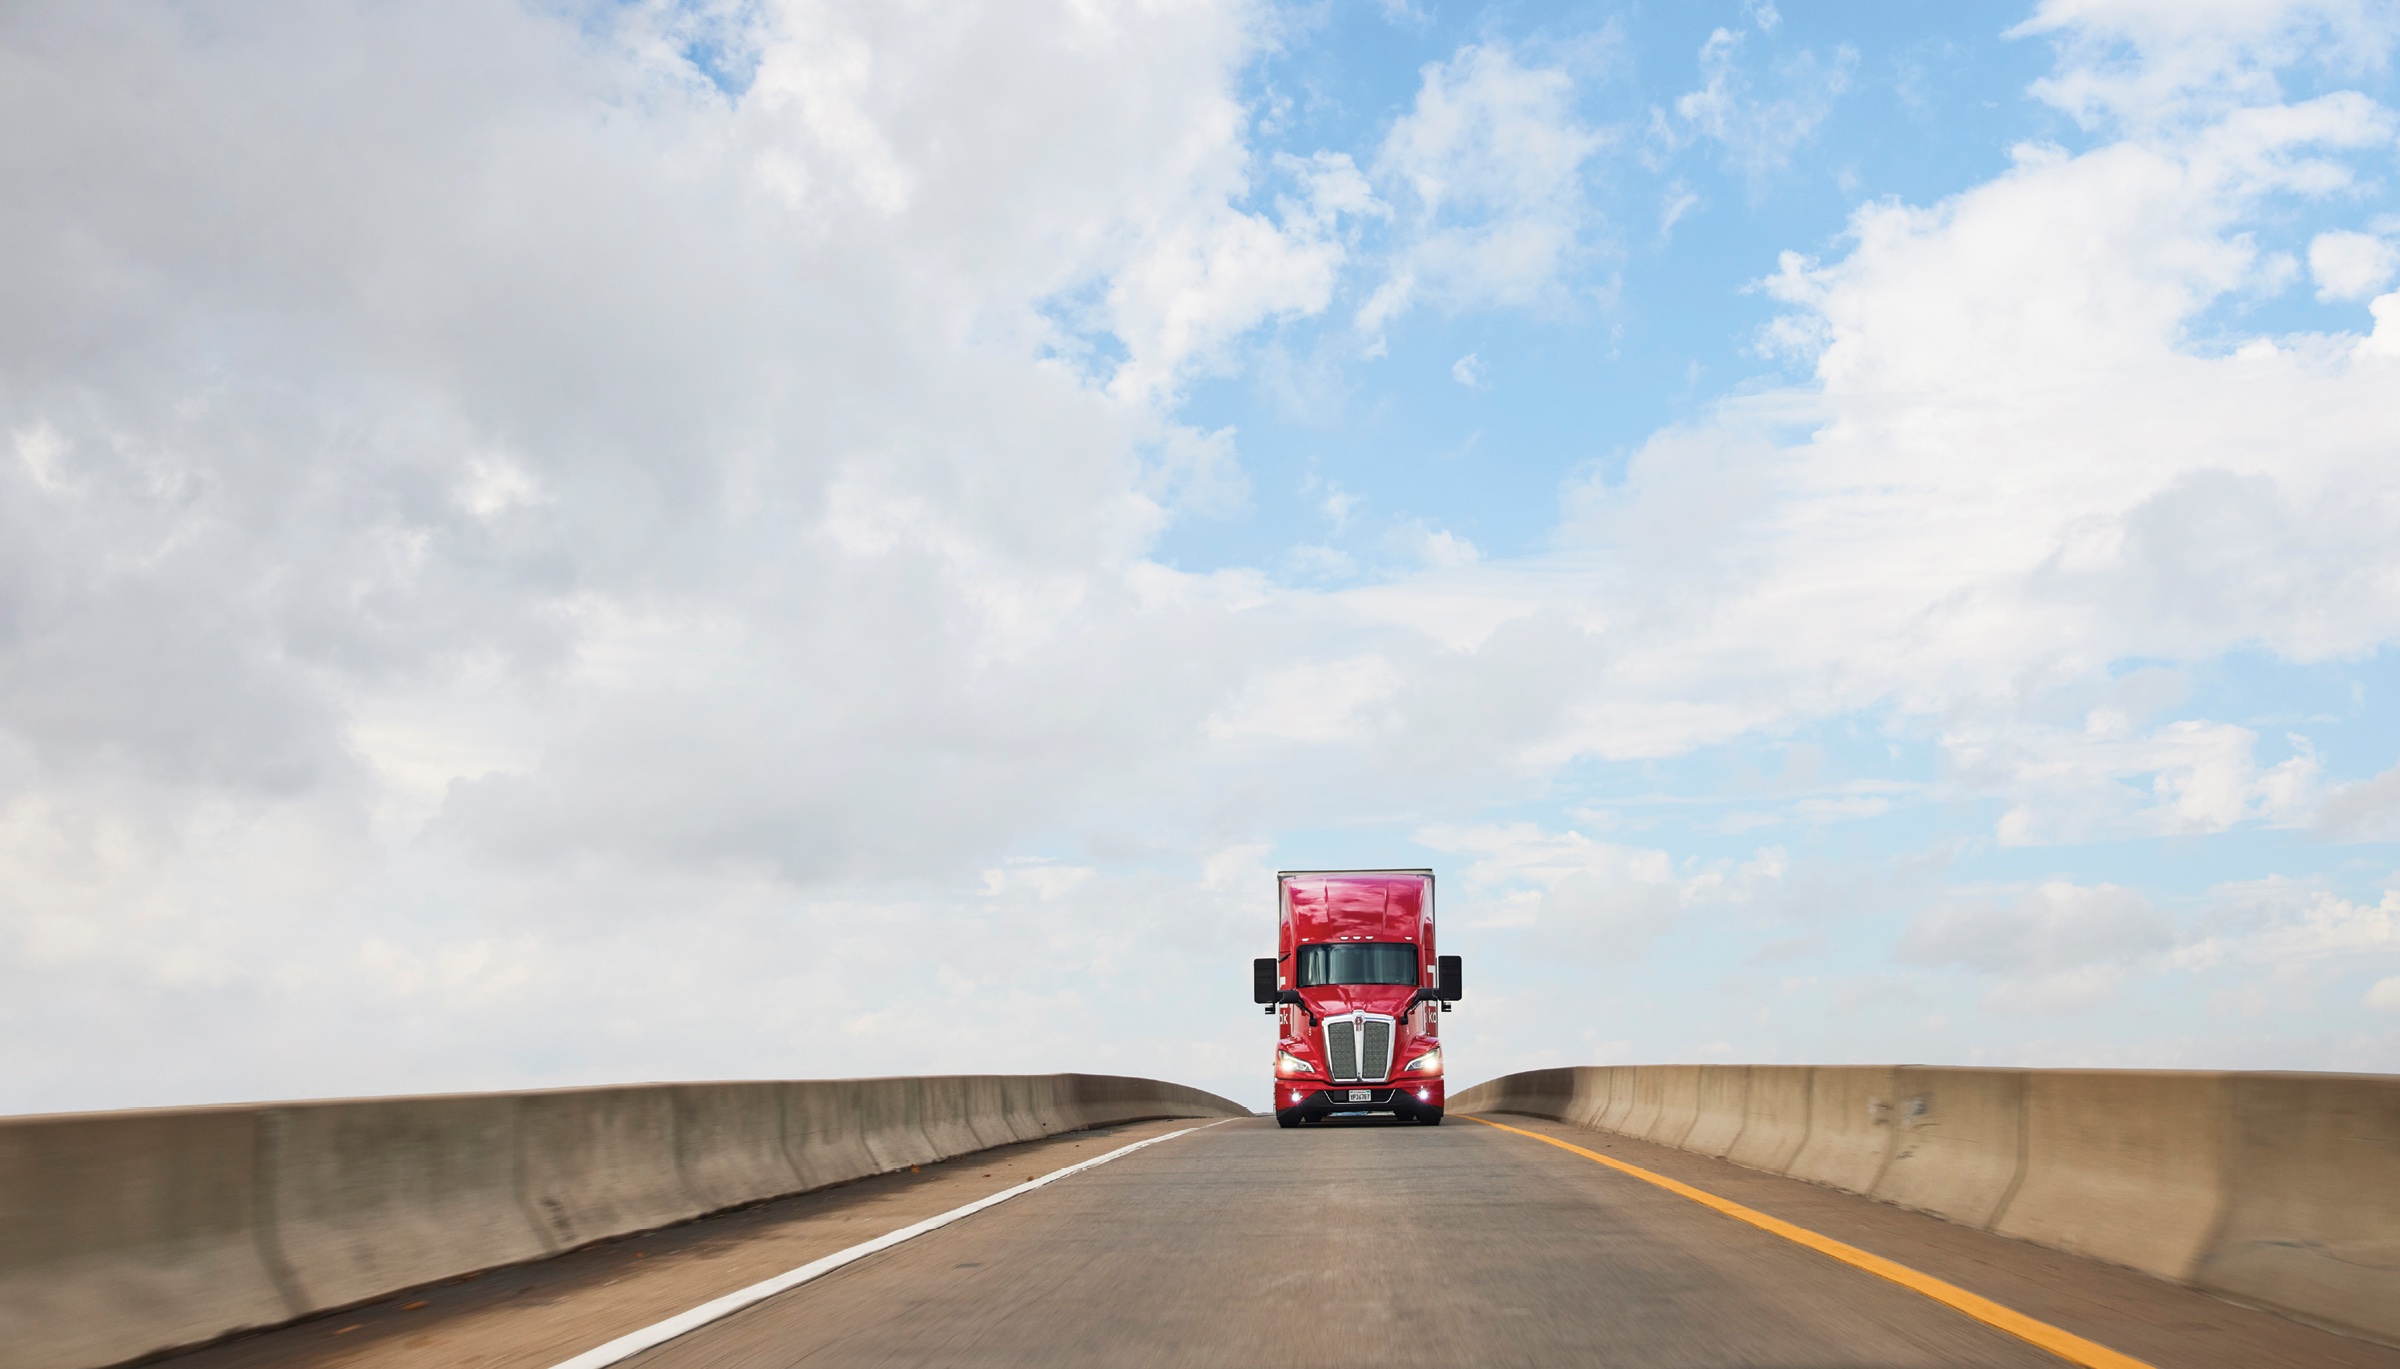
[[156, 1114, 2395, 1369]]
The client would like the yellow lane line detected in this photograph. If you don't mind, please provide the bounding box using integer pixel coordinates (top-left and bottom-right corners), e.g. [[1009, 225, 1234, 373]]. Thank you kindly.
[[1462, 1115, 2154, 1369]]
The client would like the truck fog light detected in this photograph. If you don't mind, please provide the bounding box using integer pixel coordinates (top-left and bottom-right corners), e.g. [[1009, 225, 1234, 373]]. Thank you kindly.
[[1416, 1088, 1430, 1101]]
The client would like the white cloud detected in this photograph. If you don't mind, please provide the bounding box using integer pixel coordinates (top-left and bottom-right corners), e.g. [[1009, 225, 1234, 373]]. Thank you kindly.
[[2013, 0, 2400, 129], [1509, 66, 2400, 823], [2370, 976, 2400, 1010], [1141, 424, 1252, 519], [1791, 795, 1890, 824], [2176, 878, 2400, 970], [2310, 228, 2400, 300], [1902, 881, 2173, 973], [13, 423, 67, 492], [744, 5, 917, 215], [1335, 569, 1539, 652], [1283, 543, 1356, 580], [1311, 477, 1361, 531], [1657, 181, 1702, 240], [2320, 758, 2400, 839], [357, 933, 543, 1005], [1359, 44, 1611, 336], [1100, 154, 1371, 403], [1652, 19, 1855, 181], [1206, 655, 1402, 745], [0, 0, 1340, 1108], [1450, 352, 1485, 387], [1954, 716, 2321, 845], [455, 452, 545, 520], [1900, 880, 2174, 1012], [1424, 821, 1785, 959], [1392, 520, 1482, 568]]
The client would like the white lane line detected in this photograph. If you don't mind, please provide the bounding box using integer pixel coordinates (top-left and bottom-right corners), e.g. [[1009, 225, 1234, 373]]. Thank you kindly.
[[546, 1119, 1235, 1369]]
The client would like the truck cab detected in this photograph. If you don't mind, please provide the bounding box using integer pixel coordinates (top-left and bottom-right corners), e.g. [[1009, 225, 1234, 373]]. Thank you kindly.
[[1253, 869, 1461, 1127]]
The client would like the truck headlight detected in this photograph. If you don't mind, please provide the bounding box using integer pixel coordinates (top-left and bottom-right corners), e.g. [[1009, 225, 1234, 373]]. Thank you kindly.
[[1401, 1048, 1441, 1075], [1275, 1050, 1316, 1077]]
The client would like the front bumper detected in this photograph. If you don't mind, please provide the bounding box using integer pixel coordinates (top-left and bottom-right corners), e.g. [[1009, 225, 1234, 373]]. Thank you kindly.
[[1273, 1079, 1444, 1119]]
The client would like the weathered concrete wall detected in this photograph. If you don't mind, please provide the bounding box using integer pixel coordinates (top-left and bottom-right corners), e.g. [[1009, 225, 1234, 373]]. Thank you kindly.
[[0, 1074, 1245, 1369], [1452, 1064, 2400, 1347]]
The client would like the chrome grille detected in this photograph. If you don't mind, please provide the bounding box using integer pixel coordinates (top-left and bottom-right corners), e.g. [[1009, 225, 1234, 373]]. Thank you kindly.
[[1362, 1018, 1392, 1081], [1326, 1019, 1358, 1081], [1322, 1013, 1396, 1083]]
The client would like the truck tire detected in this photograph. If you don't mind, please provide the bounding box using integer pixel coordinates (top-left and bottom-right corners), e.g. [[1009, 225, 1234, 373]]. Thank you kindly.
[[1276, 1108, 1302, 1128], [1420, 1107, 1443, 1126]]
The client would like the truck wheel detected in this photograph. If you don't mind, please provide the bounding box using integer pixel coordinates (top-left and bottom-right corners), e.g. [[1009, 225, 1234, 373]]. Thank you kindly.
[[1276, 1108, 1302, 1129], [1420, 1107, 1443, 1126]]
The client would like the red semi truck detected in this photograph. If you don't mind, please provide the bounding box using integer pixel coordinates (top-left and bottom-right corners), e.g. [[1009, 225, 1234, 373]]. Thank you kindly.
[[1253, 868, 1461, 1127]]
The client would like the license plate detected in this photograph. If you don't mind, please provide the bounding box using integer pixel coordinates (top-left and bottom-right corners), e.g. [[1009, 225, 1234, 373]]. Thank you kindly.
[[1347, 1089, 1371, 1102]]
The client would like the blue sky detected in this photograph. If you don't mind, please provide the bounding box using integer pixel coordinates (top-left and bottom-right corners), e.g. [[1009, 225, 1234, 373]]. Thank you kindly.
[[3, 0, 2400, 1113], [1167, 1, 2052, 572], [1162, 1, 2391, 573]]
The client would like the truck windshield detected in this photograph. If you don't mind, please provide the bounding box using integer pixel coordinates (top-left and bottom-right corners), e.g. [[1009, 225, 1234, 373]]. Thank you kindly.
[[1295, 942, 1419, 987]]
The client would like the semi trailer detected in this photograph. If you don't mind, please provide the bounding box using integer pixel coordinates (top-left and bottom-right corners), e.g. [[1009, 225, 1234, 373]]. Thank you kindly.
[[1253, 868, 1461, 1127]]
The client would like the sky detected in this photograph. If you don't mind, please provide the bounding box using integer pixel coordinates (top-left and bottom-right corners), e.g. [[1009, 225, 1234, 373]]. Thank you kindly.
[[4, 0, 2400, 1116]]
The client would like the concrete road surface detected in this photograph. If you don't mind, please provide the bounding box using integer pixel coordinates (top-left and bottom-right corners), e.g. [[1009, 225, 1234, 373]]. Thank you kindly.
[[158, 1114, 2399, 1369]]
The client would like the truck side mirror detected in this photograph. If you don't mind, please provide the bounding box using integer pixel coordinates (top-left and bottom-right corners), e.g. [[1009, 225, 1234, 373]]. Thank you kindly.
[[1253, 957, 1278, 1005], [1437, 955, 1463, 1002]]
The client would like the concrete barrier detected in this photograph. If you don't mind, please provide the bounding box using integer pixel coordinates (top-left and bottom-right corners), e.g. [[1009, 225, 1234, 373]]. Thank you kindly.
[[2196, 1072, 2400, 1342], [263, 1094, 551, 1314], [1724, 1065, 1811, 1173], [1593, 1065, 1640, 1132], [1871, 1067, 2026, 1230], [1451, 1063, 2400, 1347], [1783, 1066, 1898, 1194], [524, 1086, 697, 1252], [1644, 1065, 1705, 1149], [0, 1073, 1244, 1369], [1496, 1067, 1577, 1124], [914, 1077, 983, 1160], [1023, 1075, 1074, 1138], [1994, 1070, 2227, 1281], [0, 1107, 293, 1365], [1682, 1067, 1749, 1159], [672, 1083, 801, 1215], [780, 1079, 875, 1192], [1617, 1067, 1669, 1141]]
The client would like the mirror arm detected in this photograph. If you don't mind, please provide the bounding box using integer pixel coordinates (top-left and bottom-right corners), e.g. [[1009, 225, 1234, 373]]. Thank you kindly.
[[1274, 989, 1318, 1027]]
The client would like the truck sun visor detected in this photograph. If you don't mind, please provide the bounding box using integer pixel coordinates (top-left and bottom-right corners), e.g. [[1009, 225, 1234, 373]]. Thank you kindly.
[[1294, 942, 1419, 987]]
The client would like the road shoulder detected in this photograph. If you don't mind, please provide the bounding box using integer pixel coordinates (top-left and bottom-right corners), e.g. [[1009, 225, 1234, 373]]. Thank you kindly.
[[1468, 1111, 2400, 1369], [146, 1117, 1206, 1369]]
